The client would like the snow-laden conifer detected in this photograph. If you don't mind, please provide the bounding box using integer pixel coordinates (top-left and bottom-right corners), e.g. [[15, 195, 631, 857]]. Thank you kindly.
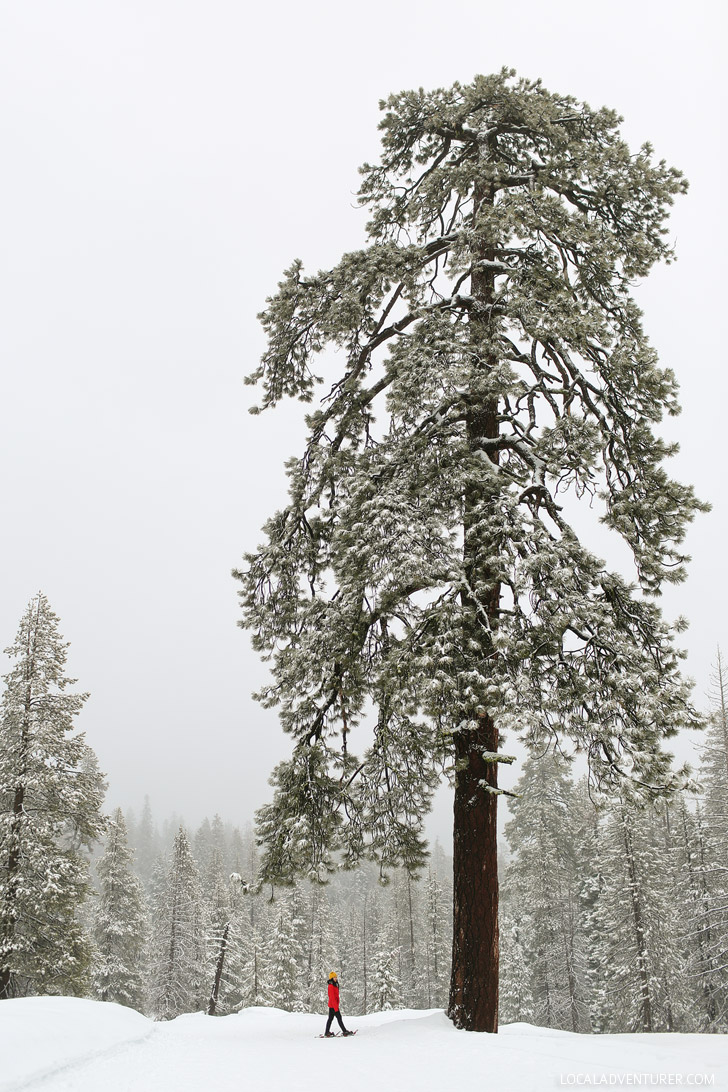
[[498, 916, 534, 1025], [503, 753, 589, 1032], [265, 893, 306, 1011], [665, 798, 723, 1030], [0, 593, 106, 999], [203, 849, 249, 1015], [410, 869, 433, 1006], [299, 883, 339, 1013], [702, 652, 728, 844], [236, 901, 268, 1008], [194, 818, 214, 879], [422, 864, 451, 1009], [692, 652, 728, 1021], [92, 808, 147, 1010], [236, 70, 704, 1031], [585, 793, 686, 1032], [129, 797, 160, 891], [150, 827, 205, 1020], [336, 870, 371, 1015], [370, 920, 403, 1012]]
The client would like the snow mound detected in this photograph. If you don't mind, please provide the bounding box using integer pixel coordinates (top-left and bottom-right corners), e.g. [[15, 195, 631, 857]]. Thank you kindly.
[[2, 998, 727, 1092], [0, 996, 152, 1092]]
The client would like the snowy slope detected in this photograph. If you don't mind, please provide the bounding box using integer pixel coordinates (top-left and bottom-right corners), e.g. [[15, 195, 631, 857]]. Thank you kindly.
[[2, 998, 726, 1092]]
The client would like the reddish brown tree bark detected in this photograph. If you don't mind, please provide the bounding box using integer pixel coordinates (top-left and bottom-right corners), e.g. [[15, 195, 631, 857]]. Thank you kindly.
[[448, 714, 500, 1031]]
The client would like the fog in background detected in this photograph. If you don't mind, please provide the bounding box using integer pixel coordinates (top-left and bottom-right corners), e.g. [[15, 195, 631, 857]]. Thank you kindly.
[[1, 0, 725, 843]]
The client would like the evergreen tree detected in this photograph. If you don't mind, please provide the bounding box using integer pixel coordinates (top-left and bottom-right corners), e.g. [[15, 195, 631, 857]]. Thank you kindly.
[[338, 869, 371, 1016], [92, 808, 147, 1010], [423, 862, 451, 1009], [585, 793, 685, 1033], [147, 853, 169, 912], [0, 593, 106, 999], [504, 752, 589, 1032], [370, 919, 403, 1012], [498, 915, 534, 1025], [194, 817, 214, 878], [703, 650, 728, 846], [130, 796, 159, 891], [395, 868, 424, 1006], [236, 895, 268, 1008], [228, 825, 247, 878], [236, 70, 703, 1031], [150, 826, 204, 1019], [694, 653, 728, 1022], [265, 893, 306, 1011], [204, 852, 249, 1016], [300, 882, 339, 1013], [664, 797, 721, 1030], [209, 815, 228, 876]]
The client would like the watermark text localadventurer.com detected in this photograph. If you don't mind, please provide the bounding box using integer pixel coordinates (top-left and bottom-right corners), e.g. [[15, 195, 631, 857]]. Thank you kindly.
[[558, 1076, 716, 1087]]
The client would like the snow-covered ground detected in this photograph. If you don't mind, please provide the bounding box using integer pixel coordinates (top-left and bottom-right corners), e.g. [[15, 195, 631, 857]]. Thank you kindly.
[[2, 998, 726, 1092]]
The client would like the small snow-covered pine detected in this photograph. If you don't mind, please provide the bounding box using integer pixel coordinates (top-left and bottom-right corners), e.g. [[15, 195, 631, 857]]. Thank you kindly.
[[584, 792, 687, 1033], [0, 593, 106, 999], [693, 652, 728, 1022], [265, 894, 306, 1012], [92, 808, 147, 1010], [370, 919, 403, 1013], [149, 827, 205, 1020], [502, 752, 589, 1032]]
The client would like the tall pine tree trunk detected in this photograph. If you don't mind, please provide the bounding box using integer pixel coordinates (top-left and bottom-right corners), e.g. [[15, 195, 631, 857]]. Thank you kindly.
[[448, 138, 501, 1033], [449, 714, 500, 1030]]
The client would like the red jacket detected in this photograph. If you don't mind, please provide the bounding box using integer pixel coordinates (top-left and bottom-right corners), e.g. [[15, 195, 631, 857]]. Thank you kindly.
[[328, 980, 340, 1010]]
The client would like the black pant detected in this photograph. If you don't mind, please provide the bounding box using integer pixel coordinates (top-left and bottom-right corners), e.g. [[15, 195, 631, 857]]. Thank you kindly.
[[325, 1007, 347, 1034]]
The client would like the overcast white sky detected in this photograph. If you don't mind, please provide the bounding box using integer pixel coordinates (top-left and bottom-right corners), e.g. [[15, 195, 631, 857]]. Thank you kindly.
[[1, 0, 725, 842]]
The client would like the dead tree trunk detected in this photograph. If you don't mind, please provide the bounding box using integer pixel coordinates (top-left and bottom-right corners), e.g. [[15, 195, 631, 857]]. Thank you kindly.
[[207, 921, 230, 1016]]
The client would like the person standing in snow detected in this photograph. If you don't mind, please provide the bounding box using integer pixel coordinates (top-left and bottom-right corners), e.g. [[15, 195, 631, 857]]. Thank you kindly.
[[324, 972, 352, 1036]]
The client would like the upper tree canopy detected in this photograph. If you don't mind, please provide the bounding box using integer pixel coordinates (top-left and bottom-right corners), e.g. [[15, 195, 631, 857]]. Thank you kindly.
[[236, 70, 704, 882]]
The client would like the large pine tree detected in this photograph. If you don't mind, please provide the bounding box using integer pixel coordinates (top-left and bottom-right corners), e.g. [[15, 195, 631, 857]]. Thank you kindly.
[[236, 70, 704, 1031], [0, 593, 106, 999]]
